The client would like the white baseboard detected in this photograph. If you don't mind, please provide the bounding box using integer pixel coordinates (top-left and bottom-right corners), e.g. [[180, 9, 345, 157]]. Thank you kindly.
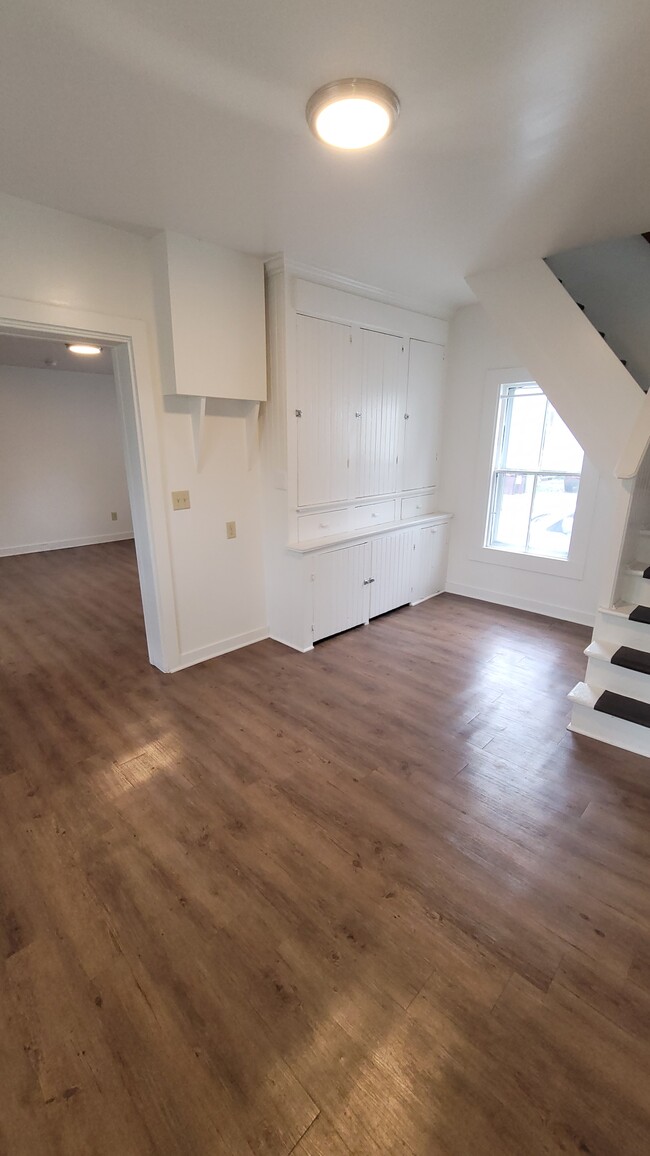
[[0, 532, 135, 557], [444, 581, 595, 627], [170, 627, 270, 672]]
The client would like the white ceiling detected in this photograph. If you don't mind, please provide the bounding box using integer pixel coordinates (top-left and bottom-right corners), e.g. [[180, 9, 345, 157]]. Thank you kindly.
[[0, 335, 114, 374], [2, 0, 650, 316]]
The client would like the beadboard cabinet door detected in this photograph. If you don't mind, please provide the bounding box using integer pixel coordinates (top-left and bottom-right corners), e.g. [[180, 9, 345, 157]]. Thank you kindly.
[[354, 329, 408, 499], [412, 522, 449, 602], [402, 339, 445, 492], [369, 530, 414, 619], [296, 314, 353, 507], [312, 542, 370, 642]]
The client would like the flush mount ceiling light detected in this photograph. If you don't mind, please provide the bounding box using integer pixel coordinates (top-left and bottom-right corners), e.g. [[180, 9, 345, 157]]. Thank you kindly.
[[67, 342, 103, 356], [306, 78, 400, 150]]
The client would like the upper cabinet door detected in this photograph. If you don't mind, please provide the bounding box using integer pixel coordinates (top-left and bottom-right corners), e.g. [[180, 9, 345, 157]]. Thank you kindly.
[[354, 329, 408, 498], [296, 314, 353, 508], [402, 340, 445, 492]]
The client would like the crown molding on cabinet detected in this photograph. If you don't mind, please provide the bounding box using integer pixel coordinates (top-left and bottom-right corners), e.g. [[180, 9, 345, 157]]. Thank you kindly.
[[264, 254, 448, 323]]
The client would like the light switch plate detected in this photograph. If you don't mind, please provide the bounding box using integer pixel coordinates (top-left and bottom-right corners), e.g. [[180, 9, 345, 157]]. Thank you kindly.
[[111, 511, 118, 521], [226, 520, 237, 539], [172, 490, 191, 511]]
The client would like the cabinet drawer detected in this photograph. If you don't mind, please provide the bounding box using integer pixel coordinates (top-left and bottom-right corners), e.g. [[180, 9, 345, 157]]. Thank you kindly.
[[401, 493, 437, 520], [352, 500, 396, 530], [297, 508, 351, 542]]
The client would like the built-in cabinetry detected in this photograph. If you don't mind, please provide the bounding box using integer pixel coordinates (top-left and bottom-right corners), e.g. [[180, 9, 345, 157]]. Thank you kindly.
[[261, 258, 451, 651]]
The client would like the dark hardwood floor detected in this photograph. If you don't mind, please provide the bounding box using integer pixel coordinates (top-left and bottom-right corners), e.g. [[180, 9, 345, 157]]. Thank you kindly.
[[1, 540, 650, 1155]]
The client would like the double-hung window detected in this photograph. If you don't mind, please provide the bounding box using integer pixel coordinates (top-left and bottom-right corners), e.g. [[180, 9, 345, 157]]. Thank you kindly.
[[485, 382, 584, 562]]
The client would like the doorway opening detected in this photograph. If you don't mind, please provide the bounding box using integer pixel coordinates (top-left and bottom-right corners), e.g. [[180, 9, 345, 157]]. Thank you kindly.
[[0, 304, 176, 673], [0, 332, 151, 674]]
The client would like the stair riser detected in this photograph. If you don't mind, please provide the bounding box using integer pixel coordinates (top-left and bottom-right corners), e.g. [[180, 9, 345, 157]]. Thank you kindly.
[[636, 532, 650, 567], [595, 612, 650, 656], [585, 656, 650, 704], [568, 703, 650, 757], [622, 574, 650, 607]]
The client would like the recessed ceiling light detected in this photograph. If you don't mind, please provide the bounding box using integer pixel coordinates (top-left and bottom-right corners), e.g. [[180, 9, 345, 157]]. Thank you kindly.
[[67, 343, 103, 356], [306, 79, 400, 150]]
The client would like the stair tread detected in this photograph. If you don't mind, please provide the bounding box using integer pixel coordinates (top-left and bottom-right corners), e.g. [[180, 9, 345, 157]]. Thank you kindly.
[[629, 605, 650, 624], [594, 689, 650, 729], [568, 681, 601, 708], [611, 645, 650, 676], [586, 640, 650, 676], [600, 603, 636, 618]]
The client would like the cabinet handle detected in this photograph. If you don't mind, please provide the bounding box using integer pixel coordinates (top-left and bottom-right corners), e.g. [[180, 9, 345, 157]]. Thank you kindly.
[[295, 409, 302, 417], [369, 577, 375, 583], [363, 579, 370, 585], [355, 411, 362, 418], [319, 522, 330, 529], [371, 513, 379, 519]]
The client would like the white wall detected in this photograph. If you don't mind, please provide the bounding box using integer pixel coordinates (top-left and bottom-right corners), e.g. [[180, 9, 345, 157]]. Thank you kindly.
[[0, 365, 132, 554], [440, 303, 616, 625], [467, 259, 643, 478], [0, 191, 268, 666]]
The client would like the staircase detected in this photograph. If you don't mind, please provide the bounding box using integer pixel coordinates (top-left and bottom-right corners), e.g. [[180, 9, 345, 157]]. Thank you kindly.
[[546, 235, 650, 394], [569, 529, 650, 755], [468, 247, 650, 758]]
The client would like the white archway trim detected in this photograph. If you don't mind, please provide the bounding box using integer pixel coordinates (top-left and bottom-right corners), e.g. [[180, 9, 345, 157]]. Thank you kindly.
[[0, 295, 179, 672]]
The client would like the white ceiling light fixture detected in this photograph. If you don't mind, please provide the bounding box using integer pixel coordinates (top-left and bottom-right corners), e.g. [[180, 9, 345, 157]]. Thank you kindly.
[[306, 78, 400, 150], [66, 342, 103, 356]]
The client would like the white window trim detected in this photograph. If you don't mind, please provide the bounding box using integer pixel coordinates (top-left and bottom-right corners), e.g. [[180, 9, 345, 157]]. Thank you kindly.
[[469, 368, 599, 580]]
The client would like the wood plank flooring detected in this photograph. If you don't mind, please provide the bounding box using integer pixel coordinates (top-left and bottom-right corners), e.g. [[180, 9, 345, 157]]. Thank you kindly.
[[1, 540, 650, 1155]]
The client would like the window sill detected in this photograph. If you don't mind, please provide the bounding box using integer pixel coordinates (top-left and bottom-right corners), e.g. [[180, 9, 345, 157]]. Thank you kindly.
[[471, 543, 586, 580]]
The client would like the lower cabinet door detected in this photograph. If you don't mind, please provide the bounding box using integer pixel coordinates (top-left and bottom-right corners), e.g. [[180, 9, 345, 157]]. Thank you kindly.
[[369, 530, 414, 618], [412, 522, 449, 602], [312, 542, 370, 642]]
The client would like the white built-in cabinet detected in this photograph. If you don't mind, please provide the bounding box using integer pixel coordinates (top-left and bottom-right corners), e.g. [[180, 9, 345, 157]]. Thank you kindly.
[[309, 521, 449, 644], [311, 541, 369, 642], [294, 316, 443, 510], [412, 522, 449, 603], [356, 328, 407, 498], [296, 315, 353, 506], [403, 340, 445, 492], [261, 259, 452, 651]]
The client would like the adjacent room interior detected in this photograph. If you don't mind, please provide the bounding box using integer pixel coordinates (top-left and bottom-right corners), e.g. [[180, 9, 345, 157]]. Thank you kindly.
[[1, 3, 650, 1154]]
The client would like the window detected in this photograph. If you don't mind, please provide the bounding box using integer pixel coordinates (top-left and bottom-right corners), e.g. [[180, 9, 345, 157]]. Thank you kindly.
[[485, 382, 584, 561]]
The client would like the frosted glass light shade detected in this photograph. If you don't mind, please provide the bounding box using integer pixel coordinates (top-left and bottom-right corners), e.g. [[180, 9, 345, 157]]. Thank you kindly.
[[306, 79, 399, 150], [67, 343, 103, 355]]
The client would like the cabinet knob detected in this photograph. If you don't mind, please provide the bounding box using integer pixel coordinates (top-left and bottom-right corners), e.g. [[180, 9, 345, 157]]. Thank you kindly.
[[295, 409, 302, 417], [355, 411, 362, 418], [404, 413, 410, 420], [319, 522, 330, 529], [371, 513, 378, 519]]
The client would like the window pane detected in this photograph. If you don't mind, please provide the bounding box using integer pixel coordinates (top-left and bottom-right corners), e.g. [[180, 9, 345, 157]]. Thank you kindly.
[[489, 472, 535, 551], [540, 406, 584, 472], [501, 391, 546, 471], [527, 475, 580, 560]]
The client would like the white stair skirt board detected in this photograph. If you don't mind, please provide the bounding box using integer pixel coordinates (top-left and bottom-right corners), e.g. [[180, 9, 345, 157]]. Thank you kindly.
[[584, 641, 650, 705], [595, 605, 650, 655], [622, 566, 650, 608], [568, 682, 650, 758]]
